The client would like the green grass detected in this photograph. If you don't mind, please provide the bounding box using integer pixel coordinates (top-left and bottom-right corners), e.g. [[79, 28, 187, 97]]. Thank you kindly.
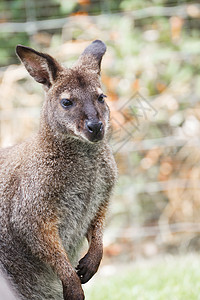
[[84, 255, 200, 300]]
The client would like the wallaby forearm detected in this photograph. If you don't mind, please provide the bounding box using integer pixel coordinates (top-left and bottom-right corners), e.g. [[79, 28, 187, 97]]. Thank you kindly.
[[76, 204, 107, 284]]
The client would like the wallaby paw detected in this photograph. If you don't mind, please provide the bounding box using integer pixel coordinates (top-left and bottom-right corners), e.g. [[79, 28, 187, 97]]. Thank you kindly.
[[63, 284, 85, 300], [76, 252, 100, 284]]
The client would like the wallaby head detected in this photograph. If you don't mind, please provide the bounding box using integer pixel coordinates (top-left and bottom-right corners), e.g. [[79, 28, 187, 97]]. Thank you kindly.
[[16, 40, 109, 143]]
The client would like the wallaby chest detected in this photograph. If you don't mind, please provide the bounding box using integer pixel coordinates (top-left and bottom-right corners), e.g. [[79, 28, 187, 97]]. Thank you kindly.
[[52, 145, 115, 262]]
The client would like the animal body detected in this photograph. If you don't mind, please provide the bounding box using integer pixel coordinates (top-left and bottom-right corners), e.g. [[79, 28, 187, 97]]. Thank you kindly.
[[0, 40, 117, 300]]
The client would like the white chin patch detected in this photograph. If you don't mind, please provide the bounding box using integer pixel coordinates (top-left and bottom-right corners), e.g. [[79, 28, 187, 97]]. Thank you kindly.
[[66, 123, 88, 142]]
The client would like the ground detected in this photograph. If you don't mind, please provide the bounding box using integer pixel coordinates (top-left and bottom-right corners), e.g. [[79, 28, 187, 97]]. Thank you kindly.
[[84, 254, 200, 300]]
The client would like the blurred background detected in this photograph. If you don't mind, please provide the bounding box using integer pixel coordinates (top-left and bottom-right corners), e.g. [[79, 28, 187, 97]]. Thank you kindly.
[[0, 0, 200, 299]]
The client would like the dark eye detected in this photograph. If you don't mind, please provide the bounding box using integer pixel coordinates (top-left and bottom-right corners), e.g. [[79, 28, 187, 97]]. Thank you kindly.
[[98, 94, 106, 103], [60, 98, 73, 109]]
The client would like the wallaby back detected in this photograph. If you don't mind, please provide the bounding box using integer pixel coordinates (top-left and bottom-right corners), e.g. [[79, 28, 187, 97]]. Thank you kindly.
[[0, 40, 117, 300]]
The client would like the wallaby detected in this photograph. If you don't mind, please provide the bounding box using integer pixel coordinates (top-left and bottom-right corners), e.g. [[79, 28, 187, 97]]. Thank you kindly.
[[0, 40, 117, 300]]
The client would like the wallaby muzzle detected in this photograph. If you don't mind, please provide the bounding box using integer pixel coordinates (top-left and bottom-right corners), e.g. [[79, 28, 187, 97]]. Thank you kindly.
[[85, 120, 104, 142]]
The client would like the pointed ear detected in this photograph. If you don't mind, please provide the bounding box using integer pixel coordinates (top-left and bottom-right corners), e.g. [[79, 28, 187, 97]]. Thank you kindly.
[[16, 45, 62, 88], [76, 40, 106, 74]]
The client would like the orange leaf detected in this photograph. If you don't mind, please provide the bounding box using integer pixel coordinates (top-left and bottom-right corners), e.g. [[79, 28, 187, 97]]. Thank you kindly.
[[156, 82, 166, 93], [132, 78, 140, 92], [170, 16, 184, 41], [78, 0, 90, 5]]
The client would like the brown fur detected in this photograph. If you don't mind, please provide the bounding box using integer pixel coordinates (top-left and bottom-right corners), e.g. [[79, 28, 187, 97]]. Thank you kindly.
[[0, 40, 117, 300]]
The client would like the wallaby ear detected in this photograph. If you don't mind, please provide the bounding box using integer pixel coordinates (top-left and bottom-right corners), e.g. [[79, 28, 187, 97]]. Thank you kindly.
[[16, 45, 62, 88], [76, 40, 106, 74]]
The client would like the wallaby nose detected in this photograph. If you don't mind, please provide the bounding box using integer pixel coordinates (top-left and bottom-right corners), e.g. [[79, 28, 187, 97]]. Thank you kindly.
[[85, 120, 103, 135]]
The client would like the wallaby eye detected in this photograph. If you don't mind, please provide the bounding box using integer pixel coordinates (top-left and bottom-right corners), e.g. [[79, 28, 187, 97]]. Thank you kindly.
[[98, 94, 106, 103], [60, 98, 73, 109]]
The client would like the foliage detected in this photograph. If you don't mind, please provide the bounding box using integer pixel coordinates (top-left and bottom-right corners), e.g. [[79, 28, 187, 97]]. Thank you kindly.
[[0, 1, 199, 66]]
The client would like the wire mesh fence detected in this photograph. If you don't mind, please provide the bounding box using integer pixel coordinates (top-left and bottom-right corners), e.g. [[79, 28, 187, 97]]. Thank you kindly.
[[0, 0, 200, 262]]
